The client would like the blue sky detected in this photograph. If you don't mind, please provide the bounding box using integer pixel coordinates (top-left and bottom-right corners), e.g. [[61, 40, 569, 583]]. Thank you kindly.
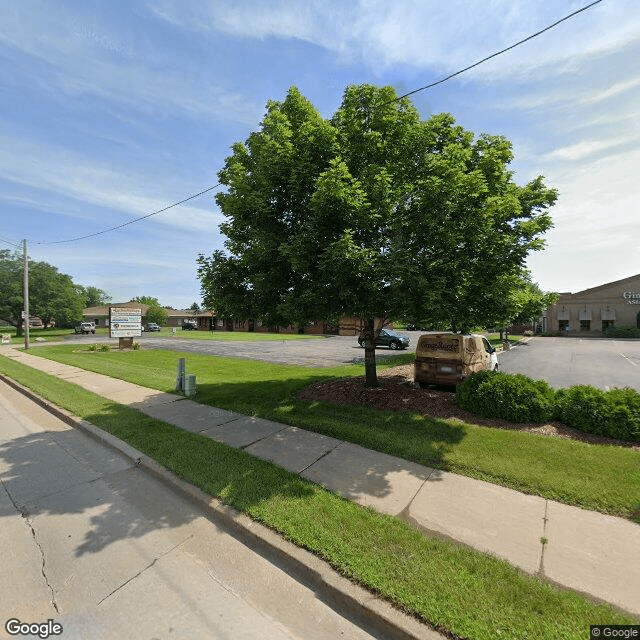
[[1, 1, 638, 308]]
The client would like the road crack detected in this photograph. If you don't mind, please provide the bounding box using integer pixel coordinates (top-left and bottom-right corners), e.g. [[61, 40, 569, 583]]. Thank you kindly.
[[96, 534, 194, 606], [1, 480, 59, 613]]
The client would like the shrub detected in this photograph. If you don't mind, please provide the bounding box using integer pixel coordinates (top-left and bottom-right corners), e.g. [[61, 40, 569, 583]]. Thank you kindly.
[[87, 344, 98, 352], [603, 325, 640, 339], [132, 342, 141, 350], [99, 344, 110, 352], [456, 371, 555, 424], [554, 385, 640, 442]]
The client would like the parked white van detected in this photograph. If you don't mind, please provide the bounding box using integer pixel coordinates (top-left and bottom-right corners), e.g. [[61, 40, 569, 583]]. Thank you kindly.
[[414, 333, 498, 387]]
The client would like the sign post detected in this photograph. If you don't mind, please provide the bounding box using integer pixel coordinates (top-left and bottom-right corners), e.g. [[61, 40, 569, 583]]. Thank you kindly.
[[109, 307, 142, 349]]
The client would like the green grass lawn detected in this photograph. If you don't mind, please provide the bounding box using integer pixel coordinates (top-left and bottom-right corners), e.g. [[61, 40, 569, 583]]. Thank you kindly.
[[17, 344, 640, 520], [0, 326, 84, 344], [0, 355, 635, 639], [0, 325, 324, 344], [486, 333, 524, 348]]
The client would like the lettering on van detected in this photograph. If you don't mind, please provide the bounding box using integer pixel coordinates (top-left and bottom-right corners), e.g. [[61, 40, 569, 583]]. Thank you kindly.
[[623, 291, 640, 304], [421, 340, 459, 352]]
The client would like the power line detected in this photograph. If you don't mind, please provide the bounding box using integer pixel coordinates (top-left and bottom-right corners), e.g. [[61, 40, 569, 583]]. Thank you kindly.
[[389, 0, 603, 105], [36, 184, 221, 245], [0, 237, 20, 248], [24, 2, 601, 247]]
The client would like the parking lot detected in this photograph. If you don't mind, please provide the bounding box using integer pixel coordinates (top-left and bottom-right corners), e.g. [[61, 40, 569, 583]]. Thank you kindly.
[[498, 337, 640, 391], [64, 331, 419, 368], [62, 332, 640, 389]]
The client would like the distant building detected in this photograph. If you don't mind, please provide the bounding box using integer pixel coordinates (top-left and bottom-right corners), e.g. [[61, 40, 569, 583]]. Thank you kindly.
[[84, 302, 393, 336], [544, 274, 640, 335], [83, 302, 213, 329]]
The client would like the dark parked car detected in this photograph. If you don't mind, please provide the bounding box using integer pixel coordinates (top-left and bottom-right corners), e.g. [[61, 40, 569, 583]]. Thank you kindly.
[[182, 320, 197, 330], [358, 329, 410, 350]]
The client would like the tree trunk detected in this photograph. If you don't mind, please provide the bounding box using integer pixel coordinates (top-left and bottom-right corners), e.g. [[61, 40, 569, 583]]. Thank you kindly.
[[362, 317, 379, 388]]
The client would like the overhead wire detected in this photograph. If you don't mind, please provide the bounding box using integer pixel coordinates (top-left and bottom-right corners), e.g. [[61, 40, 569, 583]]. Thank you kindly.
[[0, 237, 20, 248], [25, 1, 601, 246], [386, 0, 603, 105], [35, 183, 221, 245]]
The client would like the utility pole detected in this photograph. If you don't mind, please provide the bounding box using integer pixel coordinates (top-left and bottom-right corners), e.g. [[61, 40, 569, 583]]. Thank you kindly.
[[23, 239, 29, 350]]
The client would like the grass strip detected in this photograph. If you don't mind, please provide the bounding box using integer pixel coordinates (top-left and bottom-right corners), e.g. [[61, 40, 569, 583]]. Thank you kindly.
[[23, 345, 640, 519], [0, 326, 323, 344], [0, 355, 636, 639]]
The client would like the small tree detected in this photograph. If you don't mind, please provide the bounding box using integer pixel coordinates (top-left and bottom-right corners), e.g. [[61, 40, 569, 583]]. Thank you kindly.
[[198, 85, 557, 386], [146, 305, 168, 326], [79, 286, 112, 308], [487, 273, 559, 339]]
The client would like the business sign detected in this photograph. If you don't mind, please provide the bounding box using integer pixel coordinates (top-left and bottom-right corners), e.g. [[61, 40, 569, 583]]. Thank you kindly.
[[109, 308, 142, 338], [623, 291, 640, 305]]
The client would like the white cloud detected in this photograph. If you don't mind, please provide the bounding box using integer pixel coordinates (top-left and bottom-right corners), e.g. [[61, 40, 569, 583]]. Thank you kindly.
[[548, 137, 634, 162], [0, 2, 261, 125], [0, 134, 223, 236], [147, 0, 640, 80]]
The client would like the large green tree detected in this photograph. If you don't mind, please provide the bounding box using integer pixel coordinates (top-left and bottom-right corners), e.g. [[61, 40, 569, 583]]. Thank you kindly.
[[0, 250, 25, 335], [0, 250, 86, 333], [29, 262, 84, 327], [198, 85, 557, 386]]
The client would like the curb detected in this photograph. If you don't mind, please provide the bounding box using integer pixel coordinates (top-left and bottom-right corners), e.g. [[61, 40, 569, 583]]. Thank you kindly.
[[0, 372, 446, 640]]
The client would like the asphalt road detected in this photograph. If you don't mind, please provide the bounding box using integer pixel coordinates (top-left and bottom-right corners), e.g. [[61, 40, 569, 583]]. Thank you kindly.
[[0, 380, 382, 640], [498, 337, 640, 390]]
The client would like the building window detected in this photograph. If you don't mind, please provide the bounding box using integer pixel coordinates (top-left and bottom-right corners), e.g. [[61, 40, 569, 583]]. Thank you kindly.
[[559, 320, 569, 332], [580, 320, 590, 332], [602, 320, 615, 331]]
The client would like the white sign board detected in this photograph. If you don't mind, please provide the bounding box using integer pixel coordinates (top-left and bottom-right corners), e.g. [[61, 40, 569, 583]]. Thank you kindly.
[[109, 308, 142, 338]]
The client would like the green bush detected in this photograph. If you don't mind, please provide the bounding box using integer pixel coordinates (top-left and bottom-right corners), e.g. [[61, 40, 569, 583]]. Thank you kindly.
[[456, 371, 555, 424], [554, 385, 640, 442], [603, 325, 640, 339], [99, 344, 111, 352]]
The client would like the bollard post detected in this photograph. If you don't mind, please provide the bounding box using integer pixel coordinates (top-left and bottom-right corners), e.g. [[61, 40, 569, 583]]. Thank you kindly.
[[176, 358, 186, 393]]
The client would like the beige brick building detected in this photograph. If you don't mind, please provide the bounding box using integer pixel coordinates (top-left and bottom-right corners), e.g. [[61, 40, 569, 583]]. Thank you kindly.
[[544, 273, 640, 335]]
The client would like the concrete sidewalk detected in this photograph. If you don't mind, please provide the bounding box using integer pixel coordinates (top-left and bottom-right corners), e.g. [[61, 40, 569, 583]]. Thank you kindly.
[[2, 345, 639, 617]]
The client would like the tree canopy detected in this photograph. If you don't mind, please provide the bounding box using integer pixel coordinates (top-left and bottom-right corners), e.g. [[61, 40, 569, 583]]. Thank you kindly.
[[0, 250, 87, 333], [198, 84, 557, 385], [146, 305, 168, 326], [132, 295, 161, 307], [79, 285, 111, 308]]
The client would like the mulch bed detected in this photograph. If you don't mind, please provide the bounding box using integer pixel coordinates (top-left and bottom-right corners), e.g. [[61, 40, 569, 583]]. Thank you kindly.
[[298, 364, 640, 451]]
